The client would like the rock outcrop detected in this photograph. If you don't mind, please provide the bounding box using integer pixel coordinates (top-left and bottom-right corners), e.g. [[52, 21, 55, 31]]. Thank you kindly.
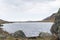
[[50, 8, 60, 34], [0, 27, 9, 40], [50, 8, 60, 40], [0, 28, 9, 35]]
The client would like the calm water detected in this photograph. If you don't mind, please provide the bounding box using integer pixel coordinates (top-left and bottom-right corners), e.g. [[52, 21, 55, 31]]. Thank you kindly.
[[2, 22, 53, 37]]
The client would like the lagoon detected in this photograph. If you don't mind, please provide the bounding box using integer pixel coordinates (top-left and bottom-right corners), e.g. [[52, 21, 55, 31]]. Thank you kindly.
[[2, 22, 53, 37]]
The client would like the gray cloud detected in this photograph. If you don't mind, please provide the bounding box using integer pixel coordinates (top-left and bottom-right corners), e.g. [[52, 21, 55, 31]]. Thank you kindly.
[[4, 0, 55, 5], [4, 0, 23, 6], [22, 0, 55, 2], [0, 0, 59, 21], [3, 0, 56, 7]]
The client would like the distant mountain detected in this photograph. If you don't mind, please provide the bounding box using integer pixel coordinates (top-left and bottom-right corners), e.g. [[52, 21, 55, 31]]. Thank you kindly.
[[42, 13, 56, 22], [22, 13, 56, 22], [0, 12, 57, 23], [14, 13, 56, 22], [0, 19, 13, 24], [42, 8, 60, 22]]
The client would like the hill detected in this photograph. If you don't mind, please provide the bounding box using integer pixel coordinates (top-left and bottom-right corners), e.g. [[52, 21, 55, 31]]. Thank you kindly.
[[41, 9, 60, 22], [21, 13, 56, 22], [0, 19, 13, 24], [41, 13, 56, 22]]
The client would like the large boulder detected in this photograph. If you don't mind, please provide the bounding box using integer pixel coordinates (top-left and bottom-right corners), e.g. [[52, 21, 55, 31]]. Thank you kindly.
[[39, 32, 52, 38], [12, 30, 26, 38]]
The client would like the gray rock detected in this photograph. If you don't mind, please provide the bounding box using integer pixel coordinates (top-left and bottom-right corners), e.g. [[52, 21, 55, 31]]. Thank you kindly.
[[12, 30, 26, 38], [50, 8, 60, 39], [39, 32, 52, 37]]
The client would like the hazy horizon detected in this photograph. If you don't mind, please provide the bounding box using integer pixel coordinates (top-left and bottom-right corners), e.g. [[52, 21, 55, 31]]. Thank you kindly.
[[0, 0, 60, 21]]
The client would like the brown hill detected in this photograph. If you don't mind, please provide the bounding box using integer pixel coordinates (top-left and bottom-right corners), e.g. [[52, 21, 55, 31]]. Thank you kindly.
[[42, 13, 56, 22], [0, 19, 13, 24], [42, 8, 60, 22], [26, 13, 56, 22], [0, 19, 9, 24]]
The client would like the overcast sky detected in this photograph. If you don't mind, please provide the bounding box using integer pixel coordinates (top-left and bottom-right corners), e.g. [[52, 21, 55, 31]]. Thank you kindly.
[[0, 0, 60, 21]]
